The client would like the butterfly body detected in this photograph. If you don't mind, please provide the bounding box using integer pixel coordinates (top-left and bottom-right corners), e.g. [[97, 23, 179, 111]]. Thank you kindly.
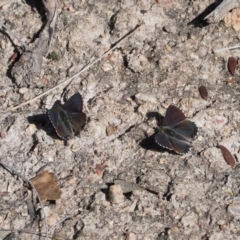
[[48, 93, 86, 140], [154, 105, 197, 154]]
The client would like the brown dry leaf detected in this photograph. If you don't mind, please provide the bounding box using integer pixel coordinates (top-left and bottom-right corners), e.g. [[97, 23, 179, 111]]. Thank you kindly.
[[30, 170, 62, 201], [106, 125, 117, 136], [95, 162, 108, 177], [9, 52, 19, 63], [227, 57, 237, 75], [198, 86, 208, 100], [224, 78, 237, 83], [218, 144, 237, 168]]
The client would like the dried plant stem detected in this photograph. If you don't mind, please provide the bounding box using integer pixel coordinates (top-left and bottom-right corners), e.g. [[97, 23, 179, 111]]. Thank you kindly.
[[1, 24, 142, 113], [214, 45, 240, 54]]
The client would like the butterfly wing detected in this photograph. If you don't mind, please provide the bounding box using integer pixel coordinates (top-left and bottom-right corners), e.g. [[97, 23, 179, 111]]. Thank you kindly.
[[167, 136, 192, 154], [62, 93, 83, 112], [155, 129, 192, 154], [163, 105, 186, 127], [48, 101, 74, 139], [154, 131, 173, 151], [172, 120, 198, 141], [67, 112, 86, 132]]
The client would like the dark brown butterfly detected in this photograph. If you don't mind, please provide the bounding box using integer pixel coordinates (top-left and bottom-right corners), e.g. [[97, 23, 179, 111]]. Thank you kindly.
[[48, 93, 86, 140], [155, 105, 198, 154]]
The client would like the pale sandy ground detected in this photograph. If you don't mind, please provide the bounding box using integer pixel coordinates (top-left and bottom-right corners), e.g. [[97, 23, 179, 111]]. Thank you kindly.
[[0, 0, 240, 239]]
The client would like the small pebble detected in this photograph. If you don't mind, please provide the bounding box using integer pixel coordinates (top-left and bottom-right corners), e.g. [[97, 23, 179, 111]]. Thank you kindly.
[[228, 197, 240, 218], [48, 213, 58, 227], [102, 62, 113, 72], [126, 232, 137, 240], [71, 142, 81, 152], [109, 185, 124, 204], [135, 93, 157, 103], [19, 87, 28, 94], [0, 131, 7, 138], [83, 187, 91, 195], [23, 92, 30, 101], [25, 124, 37, 135]]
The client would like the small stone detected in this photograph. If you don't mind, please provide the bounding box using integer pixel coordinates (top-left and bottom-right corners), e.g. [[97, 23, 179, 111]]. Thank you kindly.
[[109, 185, 124, 204], [71, 142, 81, 152], [41, 77, 49, 85], [23, 92, 30, 101], [19, 87, 28, 94], [228, 197, 240, 219], [83, 187, 91, 195], [135, 93, 157, 103], [0, 131, 7, 138], [1, 3, 11, 10], [67, 177, 76, 185], [166, 45, 172, 52], [126, 232, 137, 240], [48, 213, 58, 227], [217, 220, 228, 231], [102, 62, 113, 72], [25, 124, 37, 135]]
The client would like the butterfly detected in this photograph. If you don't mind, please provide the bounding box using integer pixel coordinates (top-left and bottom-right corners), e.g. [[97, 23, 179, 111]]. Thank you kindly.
[[48, 93, 86, 140], [154, 105, 197, 154]]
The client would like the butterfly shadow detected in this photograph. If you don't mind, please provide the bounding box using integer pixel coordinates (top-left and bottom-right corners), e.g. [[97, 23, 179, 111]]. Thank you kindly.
[[187, 0, 221, 27], [139, 132, 177, 155], [27, 113, 62, 141]]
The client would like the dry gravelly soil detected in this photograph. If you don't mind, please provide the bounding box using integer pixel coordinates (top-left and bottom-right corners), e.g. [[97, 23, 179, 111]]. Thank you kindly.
[[0, 0, 240, 239]]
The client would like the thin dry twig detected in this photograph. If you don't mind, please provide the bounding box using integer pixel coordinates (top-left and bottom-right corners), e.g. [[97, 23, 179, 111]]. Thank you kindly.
[[1, 23, 142, 113], [214, 45, 240, 54]]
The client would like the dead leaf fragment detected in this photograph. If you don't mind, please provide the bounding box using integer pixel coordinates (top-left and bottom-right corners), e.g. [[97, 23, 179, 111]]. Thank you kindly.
[[9, 52, 19, 63], [106, 125, 117, 136], [218, 144, 237, 168], [227, 57, 237, 75], [30, 170, 62, 201], [95, 162, 107, 177], [198, 86, 208, 100]]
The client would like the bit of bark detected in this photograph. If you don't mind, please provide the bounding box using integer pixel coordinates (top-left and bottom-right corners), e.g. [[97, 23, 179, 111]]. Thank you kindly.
[[11, 0, 58, 87], [218, 144, 237, 168], [205, 0, 240, 23]]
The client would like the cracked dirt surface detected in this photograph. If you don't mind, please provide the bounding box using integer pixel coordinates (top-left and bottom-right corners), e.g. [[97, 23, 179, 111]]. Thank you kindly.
[[0, 0, 240, 239]]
